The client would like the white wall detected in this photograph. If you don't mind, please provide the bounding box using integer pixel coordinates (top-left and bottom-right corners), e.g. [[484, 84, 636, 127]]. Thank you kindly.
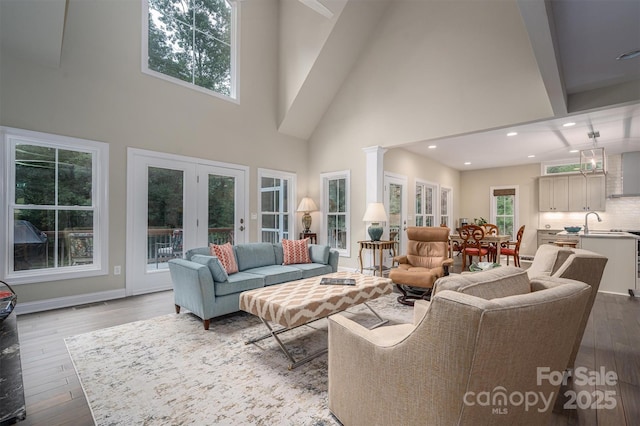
[[0, 0, 309, 303]]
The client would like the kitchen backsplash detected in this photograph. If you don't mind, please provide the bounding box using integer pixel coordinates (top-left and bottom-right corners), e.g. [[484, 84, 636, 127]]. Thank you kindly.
[[539, 154, 640, 231]]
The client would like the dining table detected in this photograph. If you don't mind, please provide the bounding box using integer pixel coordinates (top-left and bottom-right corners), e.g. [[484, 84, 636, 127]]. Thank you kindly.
[[449, 233, 511, 264]]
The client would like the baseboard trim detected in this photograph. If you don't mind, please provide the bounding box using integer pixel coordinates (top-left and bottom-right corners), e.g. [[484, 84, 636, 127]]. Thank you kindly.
[[15, 289, 127, 315]]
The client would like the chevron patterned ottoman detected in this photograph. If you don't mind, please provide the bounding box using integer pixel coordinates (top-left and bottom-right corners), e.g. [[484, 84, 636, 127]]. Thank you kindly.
[[240, 271, 392, 368]]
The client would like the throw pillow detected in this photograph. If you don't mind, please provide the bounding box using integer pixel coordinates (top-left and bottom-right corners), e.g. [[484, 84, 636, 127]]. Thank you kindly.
[[190, 255, 229, 282], [309, 244, 330, 265], [209, 242, 239, 274], [282, 238, 311, 265]]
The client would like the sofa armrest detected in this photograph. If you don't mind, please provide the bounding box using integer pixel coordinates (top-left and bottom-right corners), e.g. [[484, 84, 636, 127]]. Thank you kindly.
[[168, 259, 216, 321]]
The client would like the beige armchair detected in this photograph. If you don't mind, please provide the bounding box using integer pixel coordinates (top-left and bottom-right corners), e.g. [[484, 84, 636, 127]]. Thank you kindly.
[[525, 244, 608, 370], [328, 268, 591, 426], [389, 226, 454, 305]]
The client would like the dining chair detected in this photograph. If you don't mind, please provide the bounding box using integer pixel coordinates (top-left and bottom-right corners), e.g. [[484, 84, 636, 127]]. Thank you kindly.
[[500, 225, 525, 266], [459, 224, 488, 271]]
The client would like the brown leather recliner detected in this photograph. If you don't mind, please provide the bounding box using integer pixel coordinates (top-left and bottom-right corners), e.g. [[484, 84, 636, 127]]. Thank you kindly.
[[389, 226, 454, 305]]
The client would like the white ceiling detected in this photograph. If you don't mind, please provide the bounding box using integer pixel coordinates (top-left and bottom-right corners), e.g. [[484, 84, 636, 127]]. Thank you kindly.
[[401, 102, 640, 171]]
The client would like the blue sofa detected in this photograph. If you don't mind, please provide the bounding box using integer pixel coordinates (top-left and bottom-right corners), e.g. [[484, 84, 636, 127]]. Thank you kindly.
[[168, 242, 339, 329]]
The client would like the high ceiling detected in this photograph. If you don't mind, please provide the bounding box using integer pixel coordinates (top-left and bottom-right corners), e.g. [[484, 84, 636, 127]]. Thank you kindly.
[[2, 0, 639, 172], [401, 0, 640, 170]]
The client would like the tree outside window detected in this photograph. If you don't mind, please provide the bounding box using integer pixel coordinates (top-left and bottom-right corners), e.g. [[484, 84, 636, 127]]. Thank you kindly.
[[146, 0, 235, 98]]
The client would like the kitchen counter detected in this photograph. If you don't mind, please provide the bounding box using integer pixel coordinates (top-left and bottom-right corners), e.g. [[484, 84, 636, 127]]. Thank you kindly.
[[570, 232, 639, 296], [557, 230, 640, 239]]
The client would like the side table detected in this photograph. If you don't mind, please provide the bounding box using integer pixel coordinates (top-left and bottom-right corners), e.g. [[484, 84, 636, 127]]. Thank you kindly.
[[299, 232, 317, 244], [358, 240, 397, 277]]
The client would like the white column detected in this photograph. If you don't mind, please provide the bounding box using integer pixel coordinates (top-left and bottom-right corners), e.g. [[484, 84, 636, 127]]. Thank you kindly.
[[362, 146, 387, 204]]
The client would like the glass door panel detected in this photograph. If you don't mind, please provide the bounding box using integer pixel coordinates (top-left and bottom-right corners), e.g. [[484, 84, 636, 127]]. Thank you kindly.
[[147, 167, 184, 271], [208, 174, 236, 244], [198, 165, 246, 247]]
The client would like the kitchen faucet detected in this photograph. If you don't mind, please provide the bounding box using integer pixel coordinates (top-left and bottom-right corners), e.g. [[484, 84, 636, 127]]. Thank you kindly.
[[583, 211, 602, 234]]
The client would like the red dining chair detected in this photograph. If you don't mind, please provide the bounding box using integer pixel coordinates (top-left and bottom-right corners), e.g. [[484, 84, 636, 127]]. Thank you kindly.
[[500, 225, 525, 266], [459, 224, 489, 271]]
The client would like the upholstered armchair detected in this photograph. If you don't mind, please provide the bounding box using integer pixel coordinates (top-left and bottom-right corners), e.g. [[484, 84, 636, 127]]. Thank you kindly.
[[526, 244, 608, 370], [328, 267, 592, 426], [389, 226, 454, 305]]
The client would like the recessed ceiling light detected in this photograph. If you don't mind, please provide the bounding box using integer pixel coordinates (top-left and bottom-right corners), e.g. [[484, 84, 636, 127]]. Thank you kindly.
[[464, 162, 471, 165], [563, 122, 576, 127], [528, 155, 535, 158], [507, 132, 518, 137], [569, 149, 579, 153], [428, 145, 437, 149], [616, 49, 640, 60]]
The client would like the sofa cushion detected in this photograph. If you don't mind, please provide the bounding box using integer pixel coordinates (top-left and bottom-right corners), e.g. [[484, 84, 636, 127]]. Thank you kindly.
[[434, 266, 530, 299], [282, 239, 311, 265], [526, 245, 573, 278], [309, 244, 330, 265], [273, 243, 284, 265], [290, 262, 334, 278], [190, 255, 229, 283], [210, 242, 239, 274], [243, 265, 303, 286], [234, 243, 276, 271], [214, 272, 265, 296]]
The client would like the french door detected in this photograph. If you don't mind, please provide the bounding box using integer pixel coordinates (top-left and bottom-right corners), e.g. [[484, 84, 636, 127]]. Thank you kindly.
[[126, 149, 247, 295]]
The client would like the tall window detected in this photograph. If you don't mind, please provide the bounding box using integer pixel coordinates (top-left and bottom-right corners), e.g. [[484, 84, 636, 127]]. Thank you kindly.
[[415, 181, 437, 226], [321, 171, 350, 256], [143, 0, 238, 100], [491, 186, 518, 237], [259, 169, 295, 243], [440, 187, 452, 227], [2, 127, 109, 284]]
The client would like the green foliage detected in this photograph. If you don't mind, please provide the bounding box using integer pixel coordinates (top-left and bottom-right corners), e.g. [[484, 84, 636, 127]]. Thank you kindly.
[[474, 217, 488, 226], [148, 0, 232, 96]]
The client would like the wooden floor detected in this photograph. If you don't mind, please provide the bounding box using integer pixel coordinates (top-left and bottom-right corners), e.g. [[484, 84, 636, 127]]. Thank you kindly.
[[14, 281, 640, 425]]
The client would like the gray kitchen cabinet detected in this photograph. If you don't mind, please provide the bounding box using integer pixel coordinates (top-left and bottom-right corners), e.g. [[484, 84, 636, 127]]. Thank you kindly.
[[568, 174, 606, 212], [539, 176, 568, 212]]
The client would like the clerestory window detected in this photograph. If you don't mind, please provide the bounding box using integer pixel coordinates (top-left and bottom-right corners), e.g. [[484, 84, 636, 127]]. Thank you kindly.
[[143, 0, 238, 101]]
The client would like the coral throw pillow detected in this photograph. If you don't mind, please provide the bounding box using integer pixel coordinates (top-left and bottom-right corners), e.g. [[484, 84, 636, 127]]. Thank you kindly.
[[209, 242, 239, 274], [282, 239, 311, 265]]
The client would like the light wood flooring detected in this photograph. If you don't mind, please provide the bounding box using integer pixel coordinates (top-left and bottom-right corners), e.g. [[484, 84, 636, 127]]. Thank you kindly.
[[14, 277, 640, 425]]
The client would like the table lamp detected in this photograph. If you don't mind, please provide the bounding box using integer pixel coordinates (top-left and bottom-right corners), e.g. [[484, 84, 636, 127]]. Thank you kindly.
[[297, 197, 318, 233], [362, 202, 388, 241]]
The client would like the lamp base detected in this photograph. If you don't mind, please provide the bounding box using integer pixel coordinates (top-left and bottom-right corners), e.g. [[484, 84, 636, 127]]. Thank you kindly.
[[301, 213, 312, 234], [368, 223, 383, 241]]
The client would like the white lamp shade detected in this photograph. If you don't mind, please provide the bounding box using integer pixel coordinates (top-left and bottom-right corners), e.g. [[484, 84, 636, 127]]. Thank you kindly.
[[362, 202, 388, 222], [297, 197, 318, 212]]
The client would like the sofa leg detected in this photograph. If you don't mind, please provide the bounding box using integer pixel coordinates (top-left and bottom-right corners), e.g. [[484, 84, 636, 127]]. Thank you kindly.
[[203, 319, 210, 330], [175, 304, 181, 314]]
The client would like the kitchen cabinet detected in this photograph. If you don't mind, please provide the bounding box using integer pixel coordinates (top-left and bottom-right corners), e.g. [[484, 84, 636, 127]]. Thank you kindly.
[[580, 233, 638, 296], [568, 174, 606, 211], [539, 176, 568, 212]]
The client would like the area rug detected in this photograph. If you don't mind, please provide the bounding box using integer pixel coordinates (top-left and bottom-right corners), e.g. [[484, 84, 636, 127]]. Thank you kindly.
[[65, 293, 413, 425]]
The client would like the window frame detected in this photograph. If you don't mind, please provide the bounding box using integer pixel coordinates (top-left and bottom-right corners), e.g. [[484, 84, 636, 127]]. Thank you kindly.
[[490, 185, 519, 237], [141, 0, 240, 103], [541, 159, 582, 175], [1, 127, 109, 284], [320, 170, 350, 257], [440, 186, 453, 227], [415, 179, 438, 227], [257, 168, 296, 243]]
